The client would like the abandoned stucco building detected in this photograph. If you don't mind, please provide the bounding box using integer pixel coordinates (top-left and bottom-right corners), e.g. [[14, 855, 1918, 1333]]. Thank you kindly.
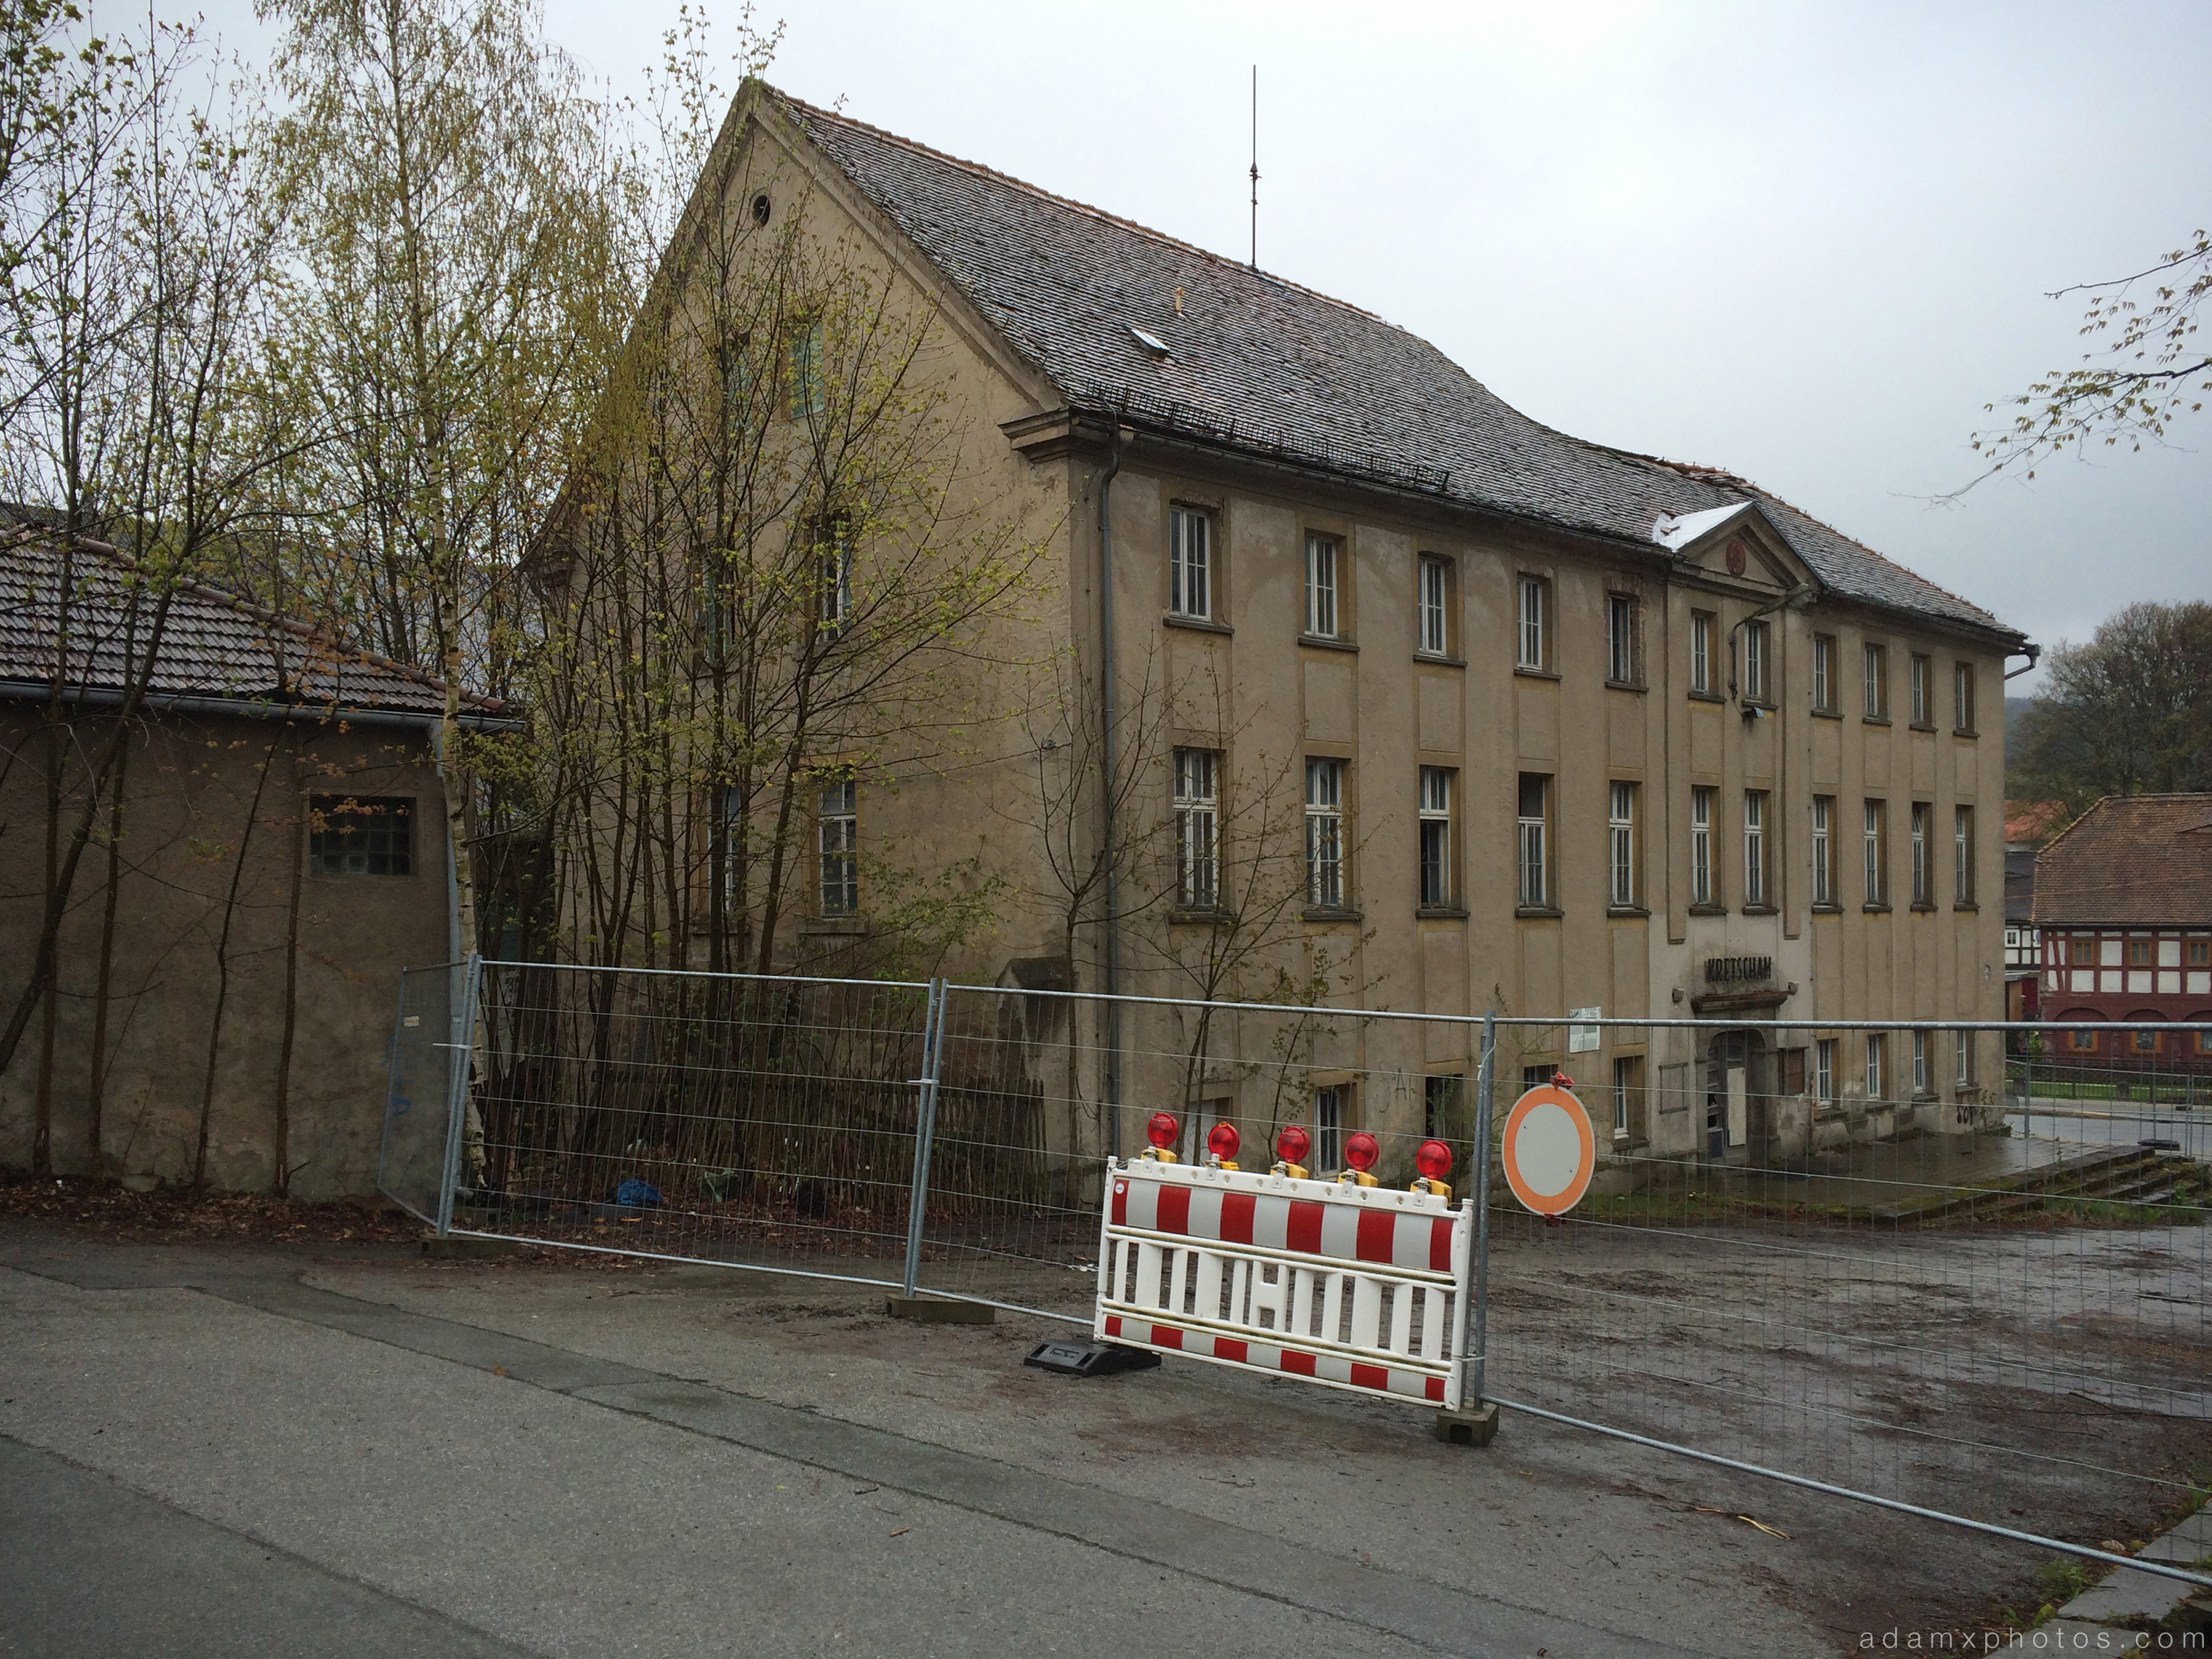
[[555, 84, 2035, 1174], [0, 532, 515, 1195]]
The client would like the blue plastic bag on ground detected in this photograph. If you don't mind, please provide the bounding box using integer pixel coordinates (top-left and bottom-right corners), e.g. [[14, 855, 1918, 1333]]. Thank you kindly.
[[611, 1178, 663, 1208]]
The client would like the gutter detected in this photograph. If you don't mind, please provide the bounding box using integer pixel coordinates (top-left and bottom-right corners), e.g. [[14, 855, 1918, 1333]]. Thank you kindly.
[[0, 681, 525, 733]]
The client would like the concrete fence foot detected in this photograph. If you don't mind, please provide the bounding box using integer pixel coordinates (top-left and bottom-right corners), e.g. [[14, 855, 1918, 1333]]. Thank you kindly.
[[1435, 1403, 1500, 1447], [884, 1294, 994, 1325], [420, 1235, 520, 1259]]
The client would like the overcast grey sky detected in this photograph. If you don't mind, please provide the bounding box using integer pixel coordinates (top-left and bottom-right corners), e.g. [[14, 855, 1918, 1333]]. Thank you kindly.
[[211, 0, 2212, 687]]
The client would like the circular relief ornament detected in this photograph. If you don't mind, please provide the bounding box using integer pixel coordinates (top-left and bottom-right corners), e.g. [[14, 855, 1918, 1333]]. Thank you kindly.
[[1726, 539, 1747, 576]]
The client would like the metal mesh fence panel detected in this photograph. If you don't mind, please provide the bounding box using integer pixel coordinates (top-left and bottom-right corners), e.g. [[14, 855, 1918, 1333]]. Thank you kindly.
[[454, 961, 933, 1284], [1478, 1015, 2212, 1543], [377, 962, 461, 1225]]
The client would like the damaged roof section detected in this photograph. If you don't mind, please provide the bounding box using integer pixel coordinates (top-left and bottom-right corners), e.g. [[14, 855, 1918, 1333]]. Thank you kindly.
[[0, 532, 514, 727], [776, 91, 2022, 646]]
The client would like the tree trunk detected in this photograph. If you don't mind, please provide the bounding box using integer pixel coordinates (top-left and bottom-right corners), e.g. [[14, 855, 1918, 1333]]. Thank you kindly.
[[85, 730, 132, 1179], [192, 733, 279, 1188], [272, 734, 306, 1195]]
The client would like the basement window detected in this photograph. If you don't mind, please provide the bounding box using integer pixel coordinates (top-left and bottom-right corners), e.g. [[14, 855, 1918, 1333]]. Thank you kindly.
[[309, 795, 414, 876]]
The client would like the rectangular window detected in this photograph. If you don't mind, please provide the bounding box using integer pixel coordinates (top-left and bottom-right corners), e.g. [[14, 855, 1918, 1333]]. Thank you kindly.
[[1812, 633, 1836, 712], [1815, 1038, 1836, 1104], [1419, 766, 1454, 907], [1424, 1074, 1464, 1143], [1743, 619, 1769, 704], [1864, 799, 1887, 905], [1953, 661, 1975, 733], [1743, 790, 1768, 907], [1418, 555, 1449, 655], [1812, 795, 1835, 906], [1517, 773, 1549, 908], [1609, 781, 1637, 908], [2133, 1027, 2159, 1055], [1910, 802, 1930, 905], [818, 778, 858, 916], [1314, 1086, 1345, 1174], [1690, 785, 1714, 906], [1865, 1033, 1886, 1103], [308, 795, 413, 876], [1913, 1030, 1928, 1094], [2191, 941, 2210, 968], [1304, 532, 1339, 638], [1305, 759, 1344, 907], [1954, 1030, 1972, 1088], [2127, 938, 2151, 967], [1516, 575, 1546, 670], [1864, 642, 1888, 719], [1611, 1054, 1644, 1141], [1910, 652, 1931, 726], [1690, 610, 1713, 693], [1174, 748, 1218, 909], [1607, 592, 1637, 684], [2069, 1027, 2098, 1054], [2069, 934, 2095, 967], [1779, 1046, 1806, 1097], [815, 516, 853, 636], [1954, 806, 1974, 903], [1169, 507, 1211, 619], [786, 318, 824, 420]]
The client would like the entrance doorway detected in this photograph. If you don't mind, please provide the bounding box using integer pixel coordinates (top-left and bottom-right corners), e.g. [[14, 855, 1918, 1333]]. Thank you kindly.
[[1703, 1029, 1772, 1160]]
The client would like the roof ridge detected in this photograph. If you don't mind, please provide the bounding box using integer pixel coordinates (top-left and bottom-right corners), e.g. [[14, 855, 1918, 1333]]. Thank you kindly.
[[774, 89, 1393, 330]]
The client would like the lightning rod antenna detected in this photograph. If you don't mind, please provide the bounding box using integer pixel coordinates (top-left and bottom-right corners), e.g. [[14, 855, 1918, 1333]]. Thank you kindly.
[[1249, 65, 1259, 271]]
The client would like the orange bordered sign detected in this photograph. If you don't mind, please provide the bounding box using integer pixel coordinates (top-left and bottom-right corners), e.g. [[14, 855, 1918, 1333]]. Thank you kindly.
[[1499, 1083, 1596, 1216]]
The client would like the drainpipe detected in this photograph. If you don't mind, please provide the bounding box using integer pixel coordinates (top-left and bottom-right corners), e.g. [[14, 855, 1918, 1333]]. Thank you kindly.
[[431, 718, 463, 968], [1098, 422, 1126, 1161]]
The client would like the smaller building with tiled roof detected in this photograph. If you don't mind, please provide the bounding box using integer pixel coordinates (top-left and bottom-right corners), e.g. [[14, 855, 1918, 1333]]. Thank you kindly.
[[2031, 795, 2212, 1064]]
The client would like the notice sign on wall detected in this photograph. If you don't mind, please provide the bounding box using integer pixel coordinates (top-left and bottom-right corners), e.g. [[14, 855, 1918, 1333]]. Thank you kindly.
[[1568, 1008, 1601, 1053]]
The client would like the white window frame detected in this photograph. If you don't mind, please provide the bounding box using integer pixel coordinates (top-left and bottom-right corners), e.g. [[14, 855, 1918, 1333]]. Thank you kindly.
[[1815, 1038, 1836, 1104], [1516, 575, 1545, 671], [1910, 801, 1929, 905], [1954, 1029, 1972, 1089], [1607, 593, 1636, 684], [1690, 785, 1713, 906], [1419, 766, 1453, 908], [816, 518, 854, 637], [1691, 611, 1712, 694], [1910, 653, 1930, 726], [1418, 555, 1448, 655], [1864, 643, 1885, 719], [1169, 506, 1211, 619], [1812, 794, 1833, 906], [1812, 633, 1834, 711], [1954, 806, 1973, 903], [1913, 1029, 1928, 1095], [1609, 781, 1636, 908], [1743, 790, 1767, 906], [1517, 773, 1548, 908], [817, 777, 858, 916], [1174, 748, 1218, 909], [1611, 1054, 1638, 1139], [1743, 619, 1768, 704], [1305, 758, 1344, 908], [1954, 660, 1975, 734], [1304, 532, 1339, 638], [1864, 799, 1884, 905], [1314, 1086, 1345, 1174], [1866, 1033, 1885, 1103]]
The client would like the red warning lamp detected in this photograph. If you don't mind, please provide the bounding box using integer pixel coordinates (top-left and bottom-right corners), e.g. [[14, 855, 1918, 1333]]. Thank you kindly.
[[1274, 1124, 1311, 1171], [1142, 1111, 1181, 1162], [1206, 1122, 1240, 1164], [1415, 1139, 1452, 1181], [1343, 1131, 1380, 1177]]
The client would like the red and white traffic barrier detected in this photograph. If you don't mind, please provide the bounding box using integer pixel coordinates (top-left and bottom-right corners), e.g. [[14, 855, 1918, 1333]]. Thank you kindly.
[[1094, 1119, 1474, 1412]]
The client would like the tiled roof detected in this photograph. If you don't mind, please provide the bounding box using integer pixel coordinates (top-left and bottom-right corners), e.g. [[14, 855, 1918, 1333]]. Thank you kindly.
[[780, 93, 2024, 644], [0, 532, 510, 723], [2004, 798, 2072, 847], [2033, 795, 2212, 927]]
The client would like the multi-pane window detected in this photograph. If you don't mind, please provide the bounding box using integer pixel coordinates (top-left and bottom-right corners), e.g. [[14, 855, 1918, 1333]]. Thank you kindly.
[[1743, 790, 1768, 906], [1864, 799, 1887, 905], [786, 318, 824, 420], [1611, 1054, 1644, 1141], [1812, 795, 1835, 906], [1690, 785, 1714, 906], [1424, 1073, 1462, 1141], [1815, 1038, 1836, 1104], [1690, 611, 1713, 693], [1910, 653, 1931, 725], [1314, 1086, 1345, 1174], [1304, 532, 1339, 637], [1305, 758, 1344, 907], [818, 778, 858, 915], [815, 517, 853, 636], [1812, 633, 1836, 712], [1954, 1030, 1972, 1088], [1608, 781, 1636, 908], [1953, 661, 1976, 734], [308, 796, 412, 876], [1516, 575, 1546, 670], [1174, 748, 1218, 909], [1742, 619, 1769, 704], [1954, 806, 1974, 903], [1913, 1030, 1928, 1094], [1169, 507, 1211, 619], [1607, 593, 1637, 684], [1419, 766, 1453, 907], [1864, 642, 1888, 719], [1516, 773, 1549, 908], [1418, 555, 1449, 655], [1865, 1033, 1886, 1103], [1910, 802, 1930, 904]]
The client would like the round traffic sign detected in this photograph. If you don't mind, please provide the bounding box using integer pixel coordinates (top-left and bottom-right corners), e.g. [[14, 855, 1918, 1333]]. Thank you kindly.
[[1499, 1084, 1595, 1216]]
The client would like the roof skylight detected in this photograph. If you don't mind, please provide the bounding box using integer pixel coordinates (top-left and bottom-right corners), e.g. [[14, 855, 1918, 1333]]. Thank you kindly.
[[1129, 326, 1172, 361]]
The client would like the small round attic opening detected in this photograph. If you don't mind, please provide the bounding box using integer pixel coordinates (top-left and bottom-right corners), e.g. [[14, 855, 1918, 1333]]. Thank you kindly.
[[751, 193, 772, 226]]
